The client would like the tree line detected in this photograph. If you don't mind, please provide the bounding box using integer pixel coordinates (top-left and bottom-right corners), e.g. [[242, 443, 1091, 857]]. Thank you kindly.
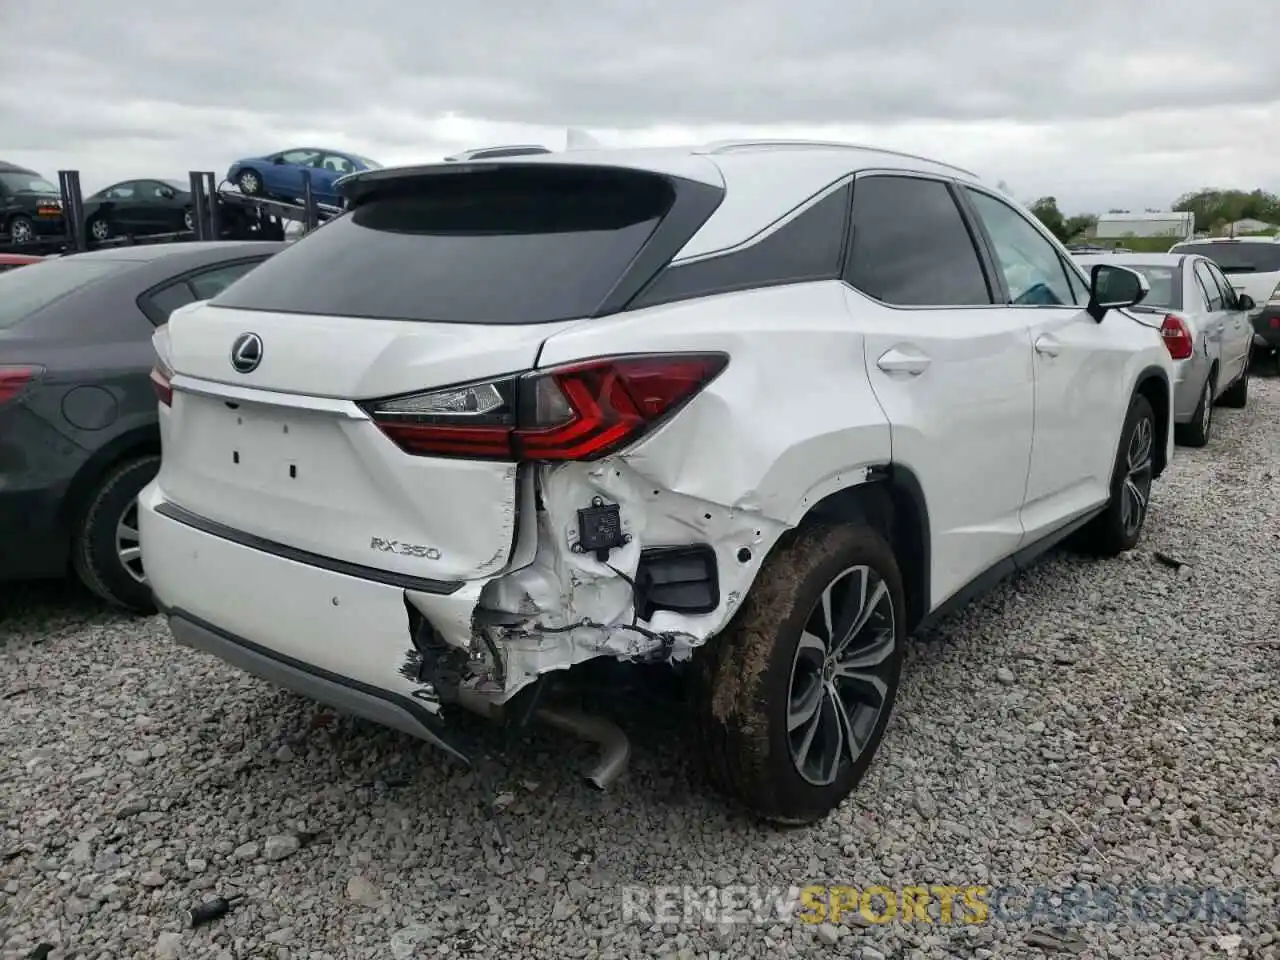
[[1023, 189, 1280, 243]]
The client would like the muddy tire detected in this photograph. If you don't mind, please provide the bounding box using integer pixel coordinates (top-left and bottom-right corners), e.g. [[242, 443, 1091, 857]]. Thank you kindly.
[[1077, 393, 1156, 557], [71, 456, 160, 614], [690, 524, 905, 825]]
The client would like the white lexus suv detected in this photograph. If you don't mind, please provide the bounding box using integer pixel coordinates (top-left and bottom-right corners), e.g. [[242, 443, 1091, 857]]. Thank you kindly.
[[140, 140, 1174, 824]]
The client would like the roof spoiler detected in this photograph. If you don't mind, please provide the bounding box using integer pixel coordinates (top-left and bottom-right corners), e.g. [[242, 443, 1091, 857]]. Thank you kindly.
[[442, 128, 605, 162]]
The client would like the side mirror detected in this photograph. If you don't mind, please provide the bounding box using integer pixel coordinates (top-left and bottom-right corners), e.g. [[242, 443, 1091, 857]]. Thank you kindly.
[[1087, 263, 1149, 322], [1237, 293, 1256, 312]]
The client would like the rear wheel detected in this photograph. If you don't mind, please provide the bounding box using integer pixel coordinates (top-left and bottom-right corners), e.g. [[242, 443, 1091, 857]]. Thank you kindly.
[[88, 216, 110, 243], [71, 456, 160, 614], [1218, 367, 1248, 408], [237, 169, 262, 196], [1175, 375, 1213, 448], [1078, 393, 1156, 557], [690, 524, 905, 824], [182, 207, 194, 232]]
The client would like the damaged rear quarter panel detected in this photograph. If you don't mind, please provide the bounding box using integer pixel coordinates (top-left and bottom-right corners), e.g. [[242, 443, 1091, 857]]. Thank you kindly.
[[449, 282, 894, 696]]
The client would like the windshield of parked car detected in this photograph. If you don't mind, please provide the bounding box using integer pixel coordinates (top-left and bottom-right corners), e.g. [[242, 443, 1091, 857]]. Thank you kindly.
[[0, 172, 58, 194], [1168, 241, 1280, 274], [0, 259, 127, 329]]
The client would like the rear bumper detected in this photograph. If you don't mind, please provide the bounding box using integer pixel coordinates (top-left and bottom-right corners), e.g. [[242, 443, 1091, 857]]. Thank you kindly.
[[139, 481, 487, 764], [163, 607, 467, 763]]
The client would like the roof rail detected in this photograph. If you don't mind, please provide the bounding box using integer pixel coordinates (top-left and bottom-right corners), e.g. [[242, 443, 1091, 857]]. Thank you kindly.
[[695, 139, 980, 179]]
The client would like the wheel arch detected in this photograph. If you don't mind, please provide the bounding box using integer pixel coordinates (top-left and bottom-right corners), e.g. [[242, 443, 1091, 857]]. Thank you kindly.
[[1132, 364, 1172, 479], [793, 464, 931, 632], [59, 424, 161, 533]]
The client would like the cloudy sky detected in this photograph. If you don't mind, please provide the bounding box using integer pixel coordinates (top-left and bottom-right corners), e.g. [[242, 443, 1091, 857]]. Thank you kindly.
[[1, 0, 1276, 214]]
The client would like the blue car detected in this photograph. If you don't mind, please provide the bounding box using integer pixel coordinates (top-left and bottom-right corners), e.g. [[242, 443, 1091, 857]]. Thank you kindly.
[[225, 148, 380, 206]]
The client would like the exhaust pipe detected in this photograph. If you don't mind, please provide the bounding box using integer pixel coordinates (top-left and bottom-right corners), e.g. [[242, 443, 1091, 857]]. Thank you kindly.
[[535, 706, 631, 790]]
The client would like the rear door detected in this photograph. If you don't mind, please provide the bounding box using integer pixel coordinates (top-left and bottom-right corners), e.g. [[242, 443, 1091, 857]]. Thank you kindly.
[[157, 163, 694, 584], [842, 173, 1034, 607], [264, 150, 318, 197], [1191, 258, 1236, 383], [103, 182, 146, 233], [1201, 258, 1252, 380]]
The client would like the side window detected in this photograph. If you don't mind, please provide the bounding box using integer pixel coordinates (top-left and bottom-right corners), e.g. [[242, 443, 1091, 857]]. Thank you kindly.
[[188, 260, 263, 300], [1191, 270, 1214, 310], [140, 181, 175, 201], [845, 176, 992, 306], [280, 150, 321, 167], [105, 182, 137, 200], [144, 281, 196, 323], [1203, 261, 1238, 310], [964, 189, 1077, 306], [632, 183, 851, 310], [1193, 261, 1224, 311], [322, 154, 355, 174]]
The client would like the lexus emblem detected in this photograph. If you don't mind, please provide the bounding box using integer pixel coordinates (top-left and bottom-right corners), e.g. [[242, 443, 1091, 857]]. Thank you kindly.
[[230, 333, 263, 373]]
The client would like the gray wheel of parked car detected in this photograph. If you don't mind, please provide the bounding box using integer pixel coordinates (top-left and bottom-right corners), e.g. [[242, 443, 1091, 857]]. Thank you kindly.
[[72, 455, 160, 614], [237, 169, 262, 195], [88, 217, 110, 242], [7, 214, 34, 245], [690, 523, 905, 824], [183, 208, 194, 232]]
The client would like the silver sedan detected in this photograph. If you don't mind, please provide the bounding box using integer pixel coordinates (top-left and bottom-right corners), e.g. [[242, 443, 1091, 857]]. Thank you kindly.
[[1073, 252, 1254, 446]]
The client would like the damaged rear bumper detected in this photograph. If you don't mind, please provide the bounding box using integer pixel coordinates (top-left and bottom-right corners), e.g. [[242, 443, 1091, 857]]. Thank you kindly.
[[138, 483, 487, 765], [162, 607, 469, 764]]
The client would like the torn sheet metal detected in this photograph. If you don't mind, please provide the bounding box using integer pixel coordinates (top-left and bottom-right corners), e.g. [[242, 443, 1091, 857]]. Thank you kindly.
[[410, 456, 787, 701]]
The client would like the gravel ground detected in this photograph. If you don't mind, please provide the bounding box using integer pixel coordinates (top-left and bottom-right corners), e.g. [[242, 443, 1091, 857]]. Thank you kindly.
[[3, 373, 1279, 960]]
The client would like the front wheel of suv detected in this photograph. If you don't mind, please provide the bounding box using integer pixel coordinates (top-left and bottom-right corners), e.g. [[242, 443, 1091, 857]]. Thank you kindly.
[[690, 524, 905, 825], [1078, 393, 1156, 557]]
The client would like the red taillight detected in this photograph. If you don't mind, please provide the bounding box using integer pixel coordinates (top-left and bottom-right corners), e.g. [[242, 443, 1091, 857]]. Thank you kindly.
[[1159, 315, 1194, 360], [150, 362, 173, 407], [0, 365, 43, 406], [365, 353, 728, 462]]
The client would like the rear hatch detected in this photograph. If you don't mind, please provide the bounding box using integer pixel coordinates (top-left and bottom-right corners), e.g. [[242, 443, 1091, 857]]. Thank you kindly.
[[1169, 240, 1280, 308], [155, 161, 722, 584]]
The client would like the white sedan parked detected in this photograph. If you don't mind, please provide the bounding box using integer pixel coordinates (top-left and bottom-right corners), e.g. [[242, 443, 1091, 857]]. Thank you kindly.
[[1073, 252, 1254, 446]]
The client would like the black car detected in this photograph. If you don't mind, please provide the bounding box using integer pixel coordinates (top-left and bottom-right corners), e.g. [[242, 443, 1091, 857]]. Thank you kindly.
[[83, 178, 195, 244], [0, 161, 66, 247], [0, 240, 287, 611]]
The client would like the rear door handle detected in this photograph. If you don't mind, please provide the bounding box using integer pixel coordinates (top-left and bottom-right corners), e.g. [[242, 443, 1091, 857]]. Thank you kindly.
[[1034, 335, 1061, 357], [876, 346, 931, 376]]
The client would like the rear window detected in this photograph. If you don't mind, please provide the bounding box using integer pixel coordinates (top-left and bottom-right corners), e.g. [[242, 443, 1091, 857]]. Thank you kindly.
[[1169, 241, 1280, 274], [0, 259, 126, 329], [213, 166, 676, 324], [1122, 264, 1181, 310]]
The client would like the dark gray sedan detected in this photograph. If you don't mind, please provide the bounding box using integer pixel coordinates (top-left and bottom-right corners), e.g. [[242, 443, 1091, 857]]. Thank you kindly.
[[0, 241, 286, 611]]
